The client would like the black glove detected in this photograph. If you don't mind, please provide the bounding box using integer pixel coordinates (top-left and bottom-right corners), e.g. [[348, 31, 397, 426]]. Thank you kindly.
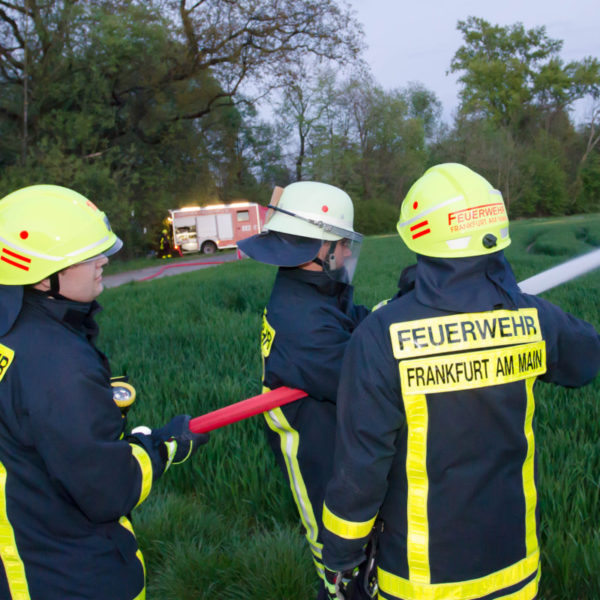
[[129, 415, 209, 479], [324, 566, 359, 600], [152, 414, 209, 467]]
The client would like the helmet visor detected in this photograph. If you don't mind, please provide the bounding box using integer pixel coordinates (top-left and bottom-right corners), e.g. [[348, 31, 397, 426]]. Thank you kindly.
[[77, 236, 123, 264], [237, 231, 321, 267], [319, 236, 362, 284]]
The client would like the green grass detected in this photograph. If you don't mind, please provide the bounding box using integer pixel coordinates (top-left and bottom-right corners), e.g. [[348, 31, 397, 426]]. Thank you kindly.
[[98, 214, 600, 599]]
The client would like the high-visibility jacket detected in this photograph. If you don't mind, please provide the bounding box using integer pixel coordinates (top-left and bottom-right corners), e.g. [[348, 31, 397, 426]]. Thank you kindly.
[[322, 252, 600, 600], [261, 267, 369, 579], [0, 289, 154, 600]]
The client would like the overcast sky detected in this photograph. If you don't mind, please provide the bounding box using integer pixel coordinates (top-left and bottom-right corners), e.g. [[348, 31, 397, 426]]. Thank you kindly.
[[347, 0, 599, 124]]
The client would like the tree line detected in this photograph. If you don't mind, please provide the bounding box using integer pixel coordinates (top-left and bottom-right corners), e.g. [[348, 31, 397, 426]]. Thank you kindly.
[[0, 2, 598, 256]]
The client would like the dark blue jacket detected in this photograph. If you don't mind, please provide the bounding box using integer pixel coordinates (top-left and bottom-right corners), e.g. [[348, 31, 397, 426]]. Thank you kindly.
[[261, 267, 369, 578], [322, 252, 600, 600], [0, 289, 153, 600]]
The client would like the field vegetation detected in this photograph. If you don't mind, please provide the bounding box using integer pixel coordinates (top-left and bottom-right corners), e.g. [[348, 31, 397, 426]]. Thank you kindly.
[[98, 214, 600, 599]]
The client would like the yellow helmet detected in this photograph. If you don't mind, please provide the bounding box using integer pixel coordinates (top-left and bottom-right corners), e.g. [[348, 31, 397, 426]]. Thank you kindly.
[[0, 185, 122, 285], [397, 163, 510, 258]]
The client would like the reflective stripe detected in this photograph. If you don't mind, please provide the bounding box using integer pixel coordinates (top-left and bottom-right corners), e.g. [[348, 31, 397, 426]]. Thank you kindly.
[[264, 408, 323, 560], [322, 503, 376, 540], [119, 516, 146, 600], [261, 310, 274, 385], [378, 551, 539, 600], [398, 195, 464, 229], [498, 569, 540, 600], [523, 378, 539, 555], [390, 309, 542, 359], [399, 342, 547, 395], [0, 461, 30, 599], [403, 393, 430, 583], [0, 235, 63, 261], [313, 555, 325, 578], [64, 235, 111, 258], [130, 444, 153, 507], [261, 310, 276, 359], [0, 343, 14, 382], [387, 307, 543, 599]]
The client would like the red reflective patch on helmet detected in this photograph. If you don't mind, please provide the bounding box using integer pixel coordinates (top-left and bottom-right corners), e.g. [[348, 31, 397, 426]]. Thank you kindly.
[[410, 220, 431, 239], [1, 247, 31, 271], [413, 202, 418, 210], [86, 200, 98, 211], [322, 205, 329, 213], [19, 231, 29, 239]]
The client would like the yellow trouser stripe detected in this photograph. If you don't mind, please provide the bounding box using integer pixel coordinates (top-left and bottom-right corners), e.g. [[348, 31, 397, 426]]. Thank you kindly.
[[0, 461, 30, 599], [378, 551, 539, 600], [119, 516, 146, 599], [322, 504, 376, 540], [523, 377, 538, 555], [403, 393, 430, 583], [130, 444, 153, 507], [264, 408, 323, 562]]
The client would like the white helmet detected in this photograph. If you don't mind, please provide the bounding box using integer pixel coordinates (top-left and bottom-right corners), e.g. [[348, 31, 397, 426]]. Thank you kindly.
[[265, 181, 357, 241], [238, 181, 363, 283]]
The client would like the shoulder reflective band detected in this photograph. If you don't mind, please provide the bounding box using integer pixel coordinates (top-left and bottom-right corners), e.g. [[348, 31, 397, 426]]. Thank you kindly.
[[267, 204, 363, 243], [399, 341, 546, 395], [0, 344, 14, 382], [261, 310, 275, 358], [390, 308, 542, 360], [189, 387, 308, 433]]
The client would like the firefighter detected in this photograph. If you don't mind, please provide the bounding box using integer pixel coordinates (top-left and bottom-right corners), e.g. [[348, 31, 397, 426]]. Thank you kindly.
[[237, 181, 372, 600], [0, 185, 209, 600], [321, 163, 600, 600], [158, 228, 172, 258]]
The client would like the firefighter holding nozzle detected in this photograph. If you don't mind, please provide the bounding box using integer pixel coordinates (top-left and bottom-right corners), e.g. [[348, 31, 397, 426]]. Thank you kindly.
[[0, 185, 209, 599], [321, 164, 600, 600]]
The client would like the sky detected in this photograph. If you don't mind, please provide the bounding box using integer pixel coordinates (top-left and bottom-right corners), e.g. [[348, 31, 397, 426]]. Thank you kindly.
[[347, 0, 599, 124]]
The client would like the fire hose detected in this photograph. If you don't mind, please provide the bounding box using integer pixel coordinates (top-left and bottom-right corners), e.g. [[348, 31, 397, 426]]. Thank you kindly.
[[182, 247, 600, 434]]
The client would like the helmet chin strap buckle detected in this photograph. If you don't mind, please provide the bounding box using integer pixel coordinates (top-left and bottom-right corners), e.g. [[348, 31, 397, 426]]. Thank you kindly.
[[48, 272, 62, 297], [327, 240, 339, 270]]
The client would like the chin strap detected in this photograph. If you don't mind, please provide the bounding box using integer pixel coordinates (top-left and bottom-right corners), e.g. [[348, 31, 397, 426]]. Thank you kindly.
[[312, 256, 325, 268], [312, 241, 339, 271], [46, 272, 63, 298]]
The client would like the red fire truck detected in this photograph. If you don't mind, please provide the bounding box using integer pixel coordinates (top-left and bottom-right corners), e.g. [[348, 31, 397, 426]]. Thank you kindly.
[[168, 202, 267, 254]]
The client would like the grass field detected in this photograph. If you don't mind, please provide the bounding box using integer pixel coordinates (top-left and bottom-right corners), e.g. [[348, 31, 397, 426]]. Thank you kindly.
[[98, 214, 600, 600]]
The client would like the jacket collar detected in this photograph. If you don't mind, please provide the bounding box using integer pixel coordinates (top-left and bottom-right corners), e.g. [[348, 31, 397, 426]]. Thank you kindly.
[[23, 288, 102, 342], [412, 251, 520, 313], [0, 285, 24, 336], [278, 267, 350, 298]]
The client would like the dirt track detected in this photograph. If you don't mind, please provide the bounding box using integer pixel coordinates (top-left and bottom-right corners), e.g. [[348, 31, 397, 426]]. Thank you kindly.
[[103, 251, 239, 289]]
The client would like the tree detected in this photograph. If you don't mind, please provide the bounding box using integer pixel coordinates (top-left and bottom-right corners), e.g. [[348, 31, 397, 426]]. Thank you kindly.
[[273, 64, 338, 181], [450, 17, 599, 133], [0, 0, 363, 252]]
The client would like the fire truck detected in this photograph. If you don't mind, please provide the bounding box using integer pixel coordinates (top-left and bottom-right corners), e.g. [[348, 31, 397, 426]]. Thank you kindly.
[[168, 202, 267, 254]]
